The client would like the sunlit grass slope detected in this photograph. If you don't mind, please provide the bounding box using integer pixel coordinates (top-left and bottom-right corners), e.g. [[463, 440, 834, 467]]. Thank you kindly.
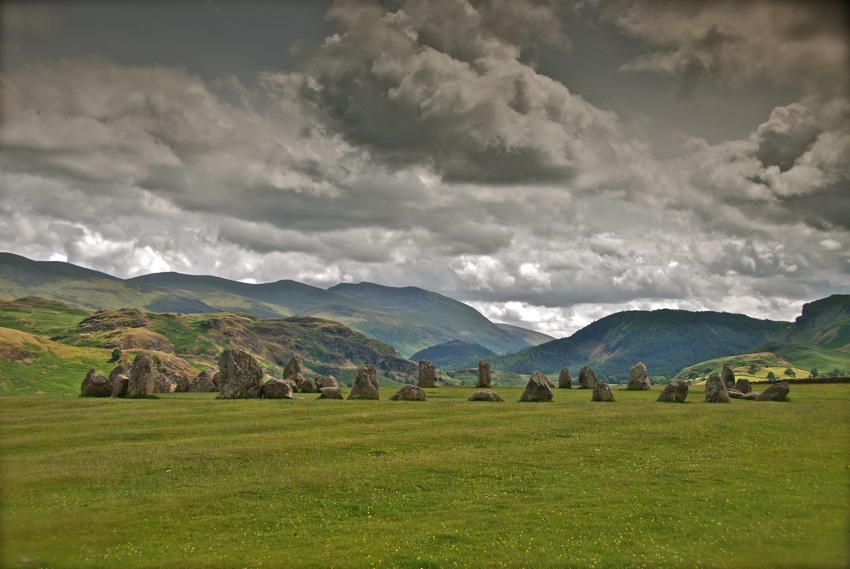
[[1, 385, 848, 568]]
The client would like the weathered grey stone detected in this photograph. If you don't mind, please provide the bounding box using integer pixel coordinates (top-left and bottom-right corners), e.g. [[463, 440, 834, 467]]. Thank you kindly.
[[755, 382, 790, 402], [283, 355, 305, 380], [174, 374, 192, 393], [127, 353, 156, 398], [627, 362, 651, 390], [211, 371, 220, 389], [262, 379, 293, 399], [468, 390, 503, 402], [153, 372, 174, 393], [477, 360, 492, 388], [81, 368, 112, 397], [734, 378, 752, 394], [301, 378, 318, 393], [417, 360, 437, 387], [318, 387, 344, 399], [390, 384, 427, 401], [217, 349, 264, 399], [578, 365, 598, 389], [287, 372, 305, 390], [705, 374, 731, 403], [657, 379, 688, 402], [315, 375, 338, 389], [720, 364, 736, 390], [188, 369, 217, 393], [520, 371, 553, 402], [727, 389, 745, 399], [110, 374, 129, 398], [347, 364, 380, 400], [558, 368, 573, 389], [592, 380, 614, 402], [108, 364, 129, 383]]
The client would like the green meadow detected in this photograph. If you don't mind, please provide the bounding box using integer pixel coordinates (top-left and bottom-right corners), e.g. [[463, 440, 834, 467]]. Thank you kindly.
[[1, 385, 848, 569]]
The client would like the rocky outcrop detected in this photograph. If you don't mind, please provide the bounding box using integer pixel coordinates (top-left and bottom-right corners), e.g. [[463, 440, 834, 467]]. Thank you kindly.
[[315, 375, 338, 389], [217, 349, 264, 399], [756, 382, 790, 401], [520, 371, 553, 402], [262, 379, 293, 399], [300, 378, 318, 393], [477, 360, 492, 388], [468, 390, 503, 402], [78, 308, 149, 331], [347, 364, 380, 400], [558, 368, 573, 389], [705, 374, 730, 403], [592, 380, 614, 402], [578, 365, 598, 389], [720, 364, 736, 390], [81, 368, 112, 397], [627, 362, 651, 390], [657, 379, 688, 402], [734, 378, 752, 394], [417, 360, 437, 388], [127, 353, 156, 398], [110, 374, 129, 398], [390, 385, 427, 401], [318, 387, 344, 399]]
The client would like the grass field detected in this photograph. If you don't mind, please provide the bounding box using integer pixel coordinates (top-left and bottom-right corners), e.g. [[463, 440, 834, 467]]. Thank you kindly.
[[1, 385, 848, 568]]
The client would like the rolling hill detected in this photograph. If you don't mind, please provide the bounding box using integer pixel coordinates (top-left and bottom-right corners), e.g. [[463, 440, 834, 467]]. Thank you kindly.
[[410, 340, 496, 368], [0, 253, 545, 357]]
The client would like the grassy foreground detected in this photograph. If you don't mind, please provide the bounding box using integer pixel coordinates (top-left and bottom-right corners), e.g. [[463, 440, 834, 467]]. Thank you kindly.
[[1, 386, 848, 568]]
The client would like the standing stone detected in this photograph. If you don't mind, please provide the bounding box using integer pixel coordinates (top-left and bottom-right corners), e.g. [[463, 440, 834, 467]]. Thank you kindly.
[[520, 371, 554, 402], [657, 379, 689, 402], [734, 378, 752, 394], [347, 364, 380, 400], [627, 362, 652, 390], [153, 373, 174, 393], [477, 360, 492, 388], [705, 374, 731, 403], [211, 371, 220, 389], [558, 368, 573, 389], [756, 382, 790, 401], [110, 374, 129, 398], [217, 349, 264, 399], [301, 377, 318, 393], [578, 365, 598, 389], [262, 379, 294, 399], [417, 360, 437, 387], [390, 385, 427, 401], [287, 372, 305, 390], [315, 375, 338, 389], [188, 369, 217, 393], [108, 364, 130, 383], [283, 355, 305, 380], [318, 387, 344, 399], [592, 380, 615, 402], [720, 364, 736, 390], [175, 374, 192, 393], [468, 390, 503, 402], [81, 368, 112, 397], [127, 353, 156, 398]]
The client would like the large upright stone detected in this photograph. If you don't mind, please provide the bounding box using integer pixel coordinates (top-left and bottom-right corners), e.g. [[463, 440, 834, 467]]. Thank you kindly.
[[657, 379, 689, 402], [347, 364, 380, 400], [734, 378, 752, 394], [417, 360, 437, 387], [81, 368, 112, 397], [578, 365, 598, 389], [283, 355, 305, 380], [110, 374, 129, 398], [720, 364, 736, 389], [390, 385, 427, 401], [627, 362, 651, 390], [592, 380, 615, 402], [705, 374, 731, 403], [558, 368, 573, 389], [520, 371, 553, 402], [477, 360, 492, 388], [127, 353, 156, 398], [756, 382, 790, 402], [217, 349, 264, 399]]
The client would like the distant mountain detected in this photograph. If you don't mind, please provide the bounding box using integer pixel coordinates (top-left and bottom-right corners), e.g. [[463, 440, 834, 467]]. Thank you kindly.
[[410, 340, 496, 368], [492, 309, 789, 379], [783, 294, 850, 348], [494, 323, 554, 346], [0, 253, 543, 357]]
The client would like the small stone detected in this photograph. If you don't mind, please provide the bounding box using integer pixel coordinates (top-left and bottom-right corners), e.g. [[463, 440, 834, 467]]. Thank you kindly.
[[520, 371, 553, 402], [468, 390, 503, 402], [720, 364, 736, 389], [318, 387, 344, 399], [705, 374, 731, 403], [755, 382, 790, 402], [592, 380, 614, 402], [390, 385, 427, 401], [110, 374, 129, 398], [417, 360, 437, 387], [262, 379, 293, 399], [734, 378, 752, 394], [81, 368, 112, 397], [347, 364, 380, 400], [727, 389, 745, 399], [558, 368, 573, 389], [188, 369, 217, 393], [301, 378, 318, 393], [578, 365, 598, 389], [283, 355, 305, 380], [315, 375, 338, 389], [626, 362, 651, 390], [657, 380, 688, 402]]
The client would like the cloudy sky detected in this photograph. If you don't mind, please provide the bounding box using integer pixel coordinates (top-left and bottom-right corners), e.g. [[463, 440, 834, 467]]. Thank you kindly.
[[2, 1, 848, 337]]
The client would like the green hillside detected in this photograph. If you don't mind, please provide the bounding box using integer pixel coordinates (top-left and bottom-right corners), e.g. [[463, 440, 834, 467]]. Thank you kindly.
[[410, 340, 496, 368], [0, 254, 543, 357], [0, 297, 416, 394], [493, 309, 789, 378]]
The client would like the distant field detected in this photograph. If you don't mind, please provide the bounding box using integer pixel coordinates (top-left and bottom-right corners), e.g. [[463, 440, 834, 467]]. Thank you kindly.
[[1, 385, 848, 568]]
